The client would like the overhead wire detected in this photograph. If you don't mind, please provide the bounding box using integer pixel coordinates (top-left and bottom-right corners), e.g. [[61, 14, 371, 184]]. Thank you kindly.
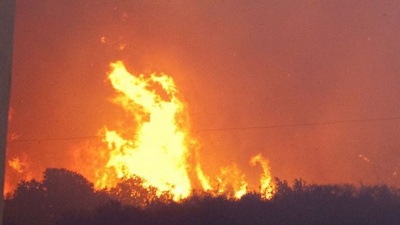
[[195, 116, 400, 132], [7, 135, 100, 143], [6, 116, 400, 143]]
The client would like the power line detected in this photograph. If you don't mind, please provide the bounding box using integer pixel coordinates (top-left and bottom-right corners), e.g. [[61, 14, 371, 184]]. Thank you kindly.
[[7, 135, 99, 143], [196, 116, 400, 132], [6, 116, 400, 143]]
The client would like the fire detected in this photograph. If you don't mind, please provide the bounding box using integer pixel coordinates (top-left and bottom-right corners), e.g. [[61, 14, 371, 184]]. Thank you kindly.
[[96, 61, 192, 200], [92, 61, 276, 201], [6, 156, 34, 195], [8, 157, 25, 173], [250, 154, 275, 199], [195, 163, 212, 191], [5, 60, 276, 201], [217, 164, 248, 199]]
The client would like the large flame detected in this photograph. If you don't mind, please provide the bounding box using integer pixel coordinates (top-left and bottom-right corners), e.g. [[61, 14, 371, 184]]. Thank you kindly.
[[6, 60, 276, 201], [92, 61, 276, 201], [96, 61, 191, 199]]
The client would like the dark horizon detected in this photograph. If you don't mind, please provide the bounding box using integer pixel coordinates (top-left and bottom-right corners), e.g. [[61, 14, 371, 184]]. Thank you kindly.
[[5, 167, 400, 225]]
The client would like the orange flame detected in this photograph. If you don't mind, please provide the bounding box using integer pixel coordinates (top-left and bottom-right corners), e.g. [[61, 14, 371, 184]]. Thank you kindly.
[[217, 164, 248, 199], [8, 157, 25, 173], [96, 61, 191, 200], [250, 154, 275, 199], [6, 156, 34, 195], [196, 163, 212, 191], [91, 61, 276, 201], [4, 60, 276, 201]]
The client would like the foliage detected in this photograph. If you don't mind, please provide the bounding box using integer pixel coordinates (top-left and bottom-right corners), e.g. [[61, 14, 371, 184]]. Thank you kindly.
[[4, 168, 108, 225], [4, 169, 400, 225], [107, 175, 173, 208]]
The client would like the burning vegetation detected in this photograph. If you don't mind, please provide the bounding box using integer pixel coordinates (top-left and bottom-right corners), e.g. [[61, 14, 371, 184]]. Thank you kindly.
[[6, 60, 275, 202], [5, 168, 400, 225], [96, 61, 275, 200]]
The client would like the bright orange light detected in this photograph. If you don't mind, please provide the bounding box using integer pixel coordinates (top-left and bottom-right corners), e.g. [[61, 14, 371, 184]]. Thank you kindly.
[[5, 60, 276, 201], [95, 61, 192, 200], [91, 61, 276, 201], [216, 164, 248, 199], [250, 154, 275, 199], [8, 157, 24, 173], [196, 163, 212, 191], [6, 156, 34, 195], [100, 36, 107, 43]]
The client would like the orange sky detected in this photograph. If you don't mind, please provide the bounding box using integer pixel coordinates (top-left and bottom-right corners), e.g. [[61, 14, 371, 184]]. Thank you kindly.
[[6, 0, 400, 193]]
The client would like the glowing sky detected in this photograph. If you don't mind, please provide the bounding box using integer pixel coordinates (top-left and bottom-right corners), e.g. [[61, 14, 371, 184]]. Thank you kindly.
[[6, 0, 400, 192]]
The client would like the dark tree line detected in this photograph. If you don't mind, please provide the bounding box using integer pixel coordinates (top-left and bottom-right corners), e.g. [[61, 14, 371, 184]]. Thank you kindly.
[[4, 168, 400, 225]]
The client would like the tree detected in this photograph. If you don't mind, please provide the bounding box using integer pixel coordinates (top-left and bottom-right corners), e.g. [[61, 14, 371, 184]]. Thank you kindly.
[[107, 175, 172, 208], [42, 168, 99, 213], [4, 180, 49, 225], [4, 168, 109, 225]]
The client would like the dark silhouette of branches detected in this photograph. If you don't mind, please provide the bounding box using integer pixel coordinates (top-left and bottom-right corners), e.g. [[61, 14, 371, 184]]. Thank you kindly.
[[107, 176, 173, 208], [4, 168, 109, 225], [4, 169, 400, 225]]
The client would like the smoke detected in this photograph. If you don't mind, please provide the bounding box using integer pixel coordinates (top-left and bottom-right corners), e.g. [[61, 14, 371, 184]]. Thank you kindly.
[[7, 0, 400, 192]]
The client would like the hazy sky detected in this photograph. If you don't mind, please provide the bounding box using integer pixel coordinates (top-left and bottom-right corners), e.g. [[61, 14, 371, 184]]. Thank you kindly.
[[6, 0, 400, 191]]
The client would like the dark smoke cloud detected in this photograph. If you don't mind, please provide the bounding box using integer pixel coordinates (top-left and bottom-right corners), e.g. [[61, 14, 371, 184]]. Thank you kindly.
[[7, 0, 400, 191]]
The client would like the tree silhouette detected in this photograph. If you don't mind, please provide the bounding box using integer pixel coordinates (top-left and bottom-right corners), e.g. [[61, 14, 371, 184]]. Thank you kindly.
[[4, 180, 49, 225], [4, 168, 109, 225], [5, 170, 400, 225], [42, 168, 101, 212], [108, 176, 157, 207]]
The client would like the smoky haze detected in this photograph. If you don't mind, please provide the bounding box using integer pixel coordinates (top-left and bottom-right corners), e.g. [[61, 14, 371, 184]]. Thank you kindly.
[[6, 0, 400, 192]]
